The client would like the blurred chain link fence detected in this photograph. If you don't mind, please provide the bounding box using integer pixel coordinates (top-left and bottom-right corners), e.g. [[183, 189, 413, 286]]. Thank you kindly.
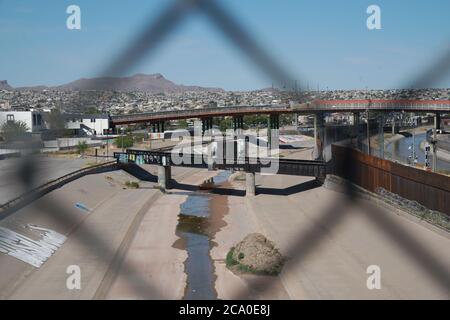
[[1, 0, 449, 299]]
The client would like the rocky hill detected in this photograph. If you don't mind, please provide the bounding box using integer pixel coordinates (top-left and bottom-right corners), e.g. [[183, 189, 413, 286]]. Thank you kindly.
[[0, 80, 13, 91], [56, 73, 224, 93]]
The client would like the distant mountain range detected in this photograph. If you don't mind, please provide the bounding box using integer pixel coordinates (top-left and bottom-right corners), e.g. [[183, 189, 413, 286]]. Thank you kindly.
[[2, 73, 224, 93]]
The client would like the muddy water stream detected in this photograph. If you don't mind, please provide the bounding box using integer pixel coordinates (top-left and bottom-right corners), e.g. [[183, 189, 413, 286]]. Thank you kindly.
[[173, 171, 231, 300]]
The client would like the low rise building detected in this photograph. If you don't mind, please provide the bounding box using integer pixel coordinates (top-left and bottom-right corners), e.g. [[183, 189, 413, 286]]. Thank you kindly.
[[64, 113, 111, 136], [0, 110, 46, 132]]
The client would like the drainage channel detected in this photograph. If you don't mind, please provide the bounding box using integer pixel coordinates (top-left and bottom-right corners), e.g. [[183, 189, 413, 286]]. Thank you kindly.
[[173, 170, 231, 300]]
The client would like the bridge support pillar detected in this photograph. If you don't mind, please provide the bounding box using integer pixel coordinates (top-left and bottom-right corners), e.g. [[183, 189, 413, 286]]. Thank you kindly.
[[246, 172, 256, 196], [151, 122, 165, 133], [233, 116, 244, 135], [158, 165, 171, 190], [268, 114, 279, 156], [313, 112, 325, 160], [435, 112, 441, 130], [391, 113, 398, 135], [202, 117, 213, 135], [432, 113, 441, 172], [378, 113, 385, 159]]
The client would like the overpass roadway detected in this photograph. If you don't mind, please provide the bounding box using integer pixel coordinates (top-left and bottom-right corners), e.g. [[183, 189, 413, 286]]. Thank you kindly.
[[110, 99, 450, 125]]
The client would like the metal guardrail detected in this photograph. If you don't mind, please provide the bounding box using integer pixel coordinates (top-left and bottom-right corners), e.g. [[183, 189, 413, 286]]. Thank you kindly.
[[0, 160, 118, 215]]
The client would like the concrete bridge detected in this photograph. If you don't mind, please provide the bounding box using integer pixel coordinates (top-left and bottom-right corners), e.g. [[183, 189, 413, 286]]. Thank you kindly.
[[114, 149, 328, 196], [110, 99, 450, 125], [111, 99, 449, 173]]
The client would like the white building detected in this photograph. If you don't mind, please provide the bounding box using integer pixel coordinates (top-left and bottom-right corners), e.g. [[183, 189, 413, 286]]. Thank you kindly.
[[64, 114, 111, 136], [0, 110, 46, 132]]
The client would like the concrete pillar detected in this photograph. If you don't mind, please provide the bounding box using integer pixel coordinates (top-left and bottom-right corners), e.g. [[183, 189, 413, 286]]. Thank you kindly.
[[432, 113, 440, 172], [202, 117, 213, 135], [313, 112, 325, 160], [233, 116, 243, 135], [157, 165, 171, 190], [268, 114, 280, 156], [435, 112, 441, 130], [391, 113, 397, 135], [152, 122, 165, 133], [246, 172, 256, 196], [378, 114, 384, 159]]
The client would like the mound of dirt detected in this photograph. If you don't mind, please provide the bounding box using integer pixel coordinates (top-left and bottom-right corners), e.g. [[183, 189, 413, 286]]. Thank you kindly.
[[226, 233, 285, 275]]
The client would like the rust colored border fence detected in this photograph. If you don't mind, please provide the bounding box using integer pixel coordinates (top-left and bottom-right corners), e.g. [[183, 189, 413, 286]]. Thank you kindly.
[[332, 144, 450, 215]]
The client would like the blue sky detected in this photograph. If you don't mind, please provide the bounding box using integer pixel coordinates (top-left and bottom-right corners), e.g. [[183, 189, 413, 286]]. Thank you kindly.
[[1, 0, 449, 90]]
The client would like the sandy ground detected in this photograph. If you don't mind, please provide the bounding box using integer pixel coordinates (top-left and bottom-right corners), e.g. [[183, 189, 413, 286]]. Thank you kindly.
[[104, 169, 218, 299], [1, 164, 201, 299], [210, 147, 450, 300], [209, 171, 450, 299]]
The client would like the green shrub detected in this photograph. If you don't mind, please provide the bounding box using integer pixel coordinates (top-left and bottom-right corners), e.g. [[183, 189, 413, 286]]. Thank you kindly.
[[77, 141, 88, 155], [225, 247, 238, 267], [225, 246, 281, 276], [125, 181, 140, 189], [114, 135, 134, 149]]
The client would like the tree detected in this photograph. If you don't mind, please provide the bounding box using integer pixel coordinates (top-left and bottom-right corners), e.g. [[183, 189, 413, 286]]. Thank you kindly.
[[84, 106, 99, 114], [48, 109, 66, 131], [177, 119, 189, 129], [114, 135, 134, 149], [77, 140, 88, 156], [0, 120, 29, 141], [219, 118, 233, 132]]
